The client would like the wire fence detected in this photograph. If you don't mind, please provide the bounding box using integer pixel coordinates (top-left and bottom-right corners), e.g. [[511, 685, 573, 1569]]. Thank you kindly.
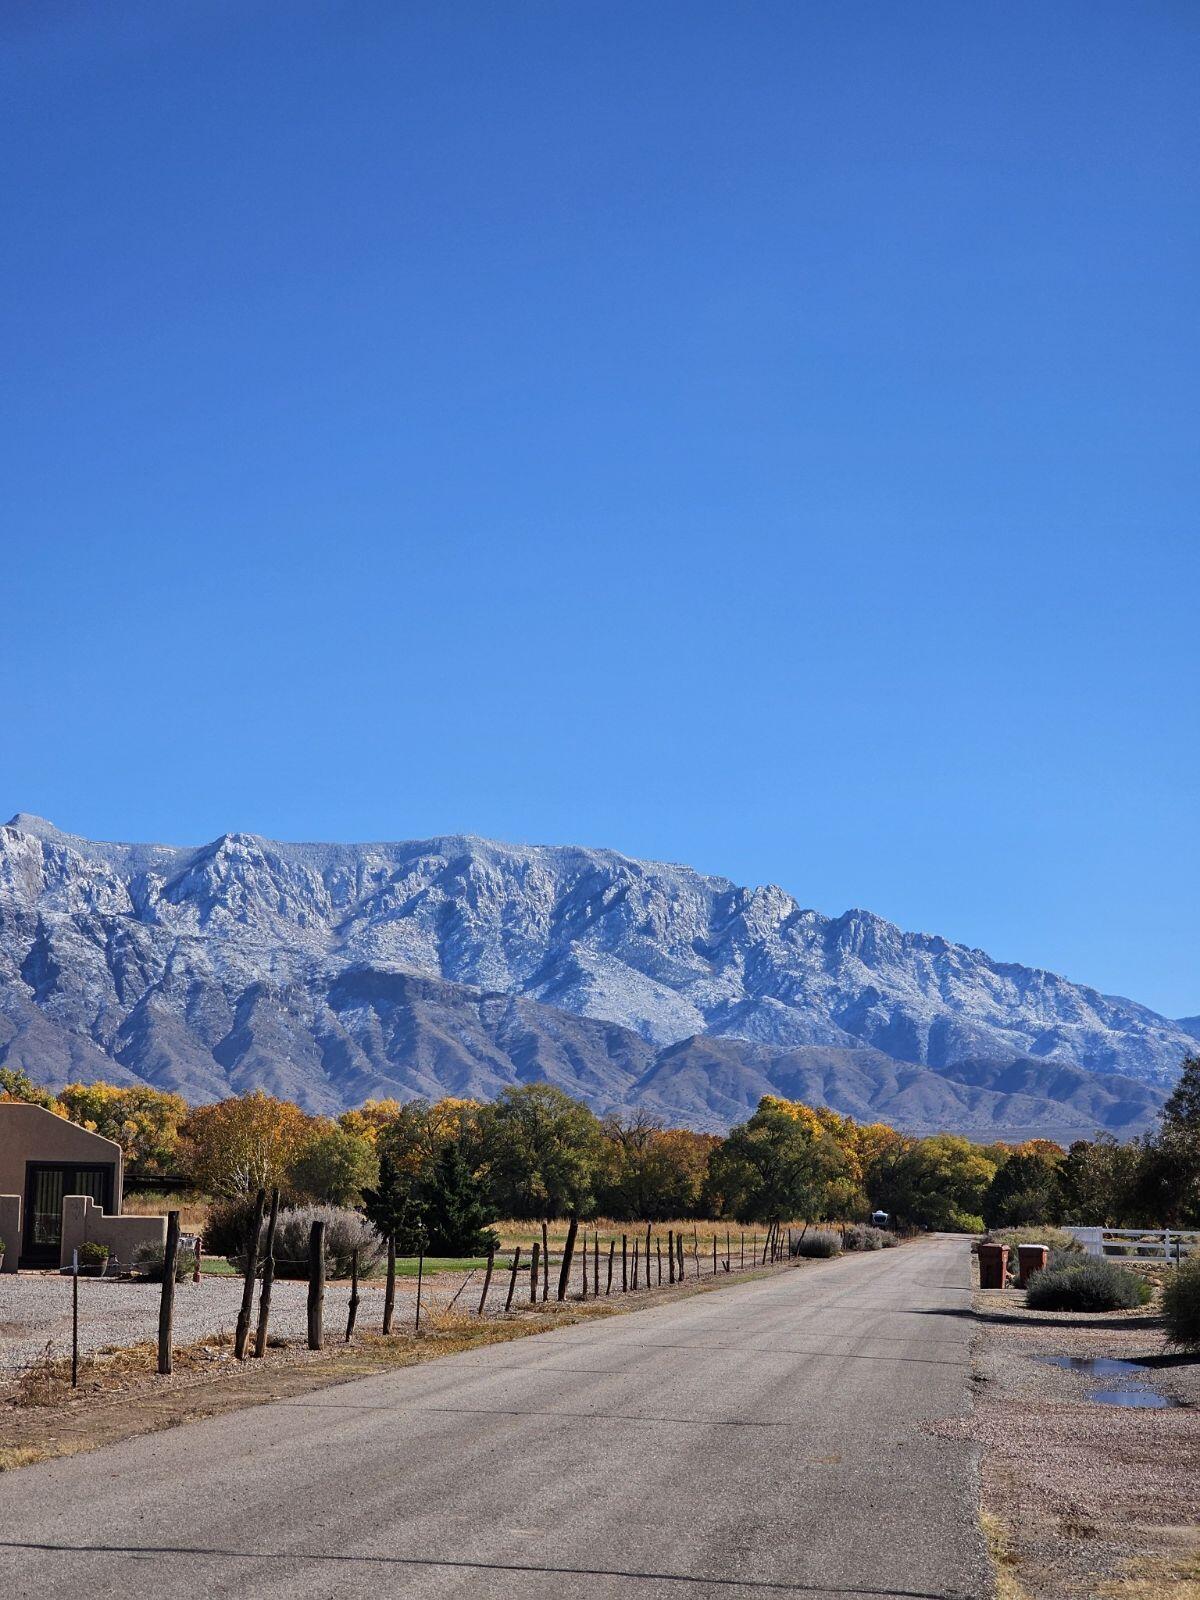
[[0, 1216, 811, 1393]]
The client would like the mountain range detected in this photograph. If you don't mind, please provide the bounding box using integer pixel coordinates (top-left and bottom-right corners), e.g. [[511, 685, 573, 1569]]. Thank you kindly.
[[0, 814, 1192, 1140]]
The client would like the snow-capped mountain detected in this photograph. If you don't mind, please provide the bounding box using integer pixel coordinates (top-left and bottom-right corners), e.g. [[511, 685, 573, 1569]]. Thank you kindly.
[[0, 814, 1190, 1133]]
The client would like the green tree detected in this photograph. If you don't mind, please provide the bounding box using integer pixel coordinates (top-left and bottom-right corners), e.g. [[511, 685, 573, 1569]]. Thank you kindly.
[[288, 1124, 379, 1205], [415, 1143, 500, 1256], [706, 1098, 855, 1225], [1060, 1135, 1143, 1226], [361, 1151, 428, 1255], [982, 1147, 1066, 1228], [1140, 1056, 1200, 1225], [478, 1084, 604, 1221], [872, 1134, 998, 1232]]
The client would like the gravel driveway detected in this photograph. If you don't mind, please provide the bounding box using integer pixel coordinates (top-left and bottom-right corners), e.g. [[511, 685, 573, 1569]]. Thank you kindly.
[[0, 1272, 393, 1377]]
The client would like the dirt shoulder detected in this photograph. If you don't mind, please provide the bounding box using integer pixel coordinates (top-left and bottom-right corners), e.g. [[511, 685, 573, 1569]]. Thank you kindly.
[[0, 1252, 814, 1474], [942, 1275, 1200, 1599]]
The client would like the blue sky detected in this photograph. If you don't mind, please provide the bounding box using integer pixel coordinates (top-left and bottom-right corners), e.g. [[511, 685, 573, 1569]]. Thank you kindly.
[[2, 2, 1197, 1016]]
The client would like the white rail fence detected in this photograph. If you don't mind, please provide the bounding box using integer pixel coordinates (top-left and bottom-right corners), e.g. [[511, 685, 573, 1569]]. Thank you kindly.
[[1065, 1227, 1199, 1262]]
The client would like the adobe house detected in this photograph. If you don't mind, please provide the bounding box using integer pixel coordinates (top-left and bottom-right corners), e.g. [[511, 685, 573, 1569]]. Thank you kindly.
[[0, 1102, 165, 1271]]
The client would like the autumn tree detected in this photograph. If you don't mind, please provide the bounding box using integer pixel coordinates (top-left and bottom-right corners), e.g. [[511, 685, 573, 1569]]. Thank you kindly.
[[178, 1092, 316, 1196], [0, 1066, 60, 1110], [58, 1081, 187, 1173]]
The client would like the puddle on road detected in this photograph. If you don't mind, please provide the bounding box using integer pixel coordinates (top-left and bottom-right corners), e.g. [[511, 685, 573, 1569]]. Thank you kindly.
[[1037, 1356, 1148, 1377], [1085, 1388, 1178, 1409], [1036, 1354, 1179, 1409]]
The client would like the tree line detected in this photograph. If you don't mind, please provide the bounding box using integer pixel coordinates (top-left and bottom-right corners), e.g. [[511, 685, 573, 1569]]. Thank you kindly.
[[2, 1054, 1197, 1244]]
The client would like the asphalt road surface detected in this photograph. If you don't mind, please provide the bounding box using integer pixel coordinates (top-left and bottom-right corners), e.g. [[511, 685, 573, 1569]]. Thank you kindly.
[[0, 1234, 990, 1600]]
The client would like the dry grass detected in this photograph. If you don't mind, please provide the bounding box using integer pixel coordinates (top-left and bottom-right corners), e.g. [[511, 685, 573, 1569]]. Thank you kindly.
[[122, 1191, 208, 1231], [981, 1511, 1032, 1600], [1096, 1547, 1200, 1598]]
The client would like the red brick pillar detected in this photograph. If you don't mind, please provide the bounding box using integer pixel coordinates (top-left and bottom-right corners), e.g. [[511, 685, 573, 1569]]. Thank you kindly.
[[977, 1242, 1009, 1289]]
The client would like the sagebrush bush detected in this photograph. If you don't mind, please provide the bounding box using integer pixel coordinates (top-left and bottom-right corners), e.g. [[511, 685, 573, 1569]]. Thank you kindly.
[[1025, 1257, 1151, 1313], [1162, 1257, 1200, 1350], [269, 1205, 385, 1278], [844, 1224, 887, 1251], [792, 1229, 842, 1259], [132, 1239, 197, 1282]]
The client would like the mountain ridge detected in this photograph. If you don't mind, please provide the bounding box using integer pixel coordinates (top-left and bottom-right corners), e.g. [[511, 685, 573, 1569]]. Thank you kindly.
[[0, 815, 1189, 1135]]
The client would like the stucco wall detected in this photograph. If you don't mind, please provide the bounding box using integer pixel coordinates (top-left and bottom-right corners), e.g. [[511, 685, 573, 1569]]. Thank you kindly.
[[0, 1195, 19, 1273], [0, 1103, 124, 1207], [60, 1195, 166, 1270]]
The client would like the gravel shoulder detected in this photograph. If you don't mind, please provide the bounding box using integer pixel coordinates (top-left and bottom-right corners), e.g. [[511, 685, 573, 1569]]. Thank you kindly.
[[938, 1273, 1200, 1599]]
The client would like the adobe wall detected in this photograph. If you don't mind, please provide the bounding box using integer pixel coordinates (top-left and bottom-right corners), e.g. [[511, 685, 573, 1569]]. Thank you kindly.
[[60, 1195, 166, 1271], [0, 1195, 19, 1272], [0, 1103, 125, 1206]]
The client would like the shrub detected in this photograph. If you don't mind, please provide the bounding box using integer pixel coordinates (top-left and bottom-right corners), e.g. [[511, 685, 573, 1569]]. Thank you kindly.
[[1025, 1258, 1151, 1313], [844, 1224, 887, 1251], [1162, 1257, 1200, 1351], [77, 1240, 109, 1266], [880, 1231, 899, 1248], [792, 1229, 842, 1258], [203, 1191, 301, 1269], [132, 1239, 197, 1281], [269, 1205, 385, 1278], [984, 1226, 1085, 1256]]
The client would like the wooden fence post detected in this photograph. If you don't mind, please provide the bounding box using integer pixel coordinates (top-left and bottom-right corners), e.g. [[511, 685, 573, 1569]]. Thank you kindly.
[[712, 1235, 717, 1275], [382, 1230, 396, 1335], [668, 1228, 675, 1284], [234, 1188, 266, 1361], [254, 1186, 280, 1358], [593, 1231, 599, 1297], [505, 1245, 522, 1312], [657, 1238, 663, 1285], [678, 1233, 685, 1279], [415, 1249, 424, 1330], [580, 1229, 588, 1299], [541, 1221, 550, 1302], [740, 1232, 745, 1269], [477, 1248, 495, 1315], [621, 1234, 628, 1292], [307, 1220, 326, 1351], [345, 1248, 361, 1341], [193, 1234, 202, 1284], [606, 1238, 615, 1294], [157, 1209, 180, 1376], [529, 1240, 540, 1304], [557, 1216, 579, 1302], [632, 1236, 639, 1290]]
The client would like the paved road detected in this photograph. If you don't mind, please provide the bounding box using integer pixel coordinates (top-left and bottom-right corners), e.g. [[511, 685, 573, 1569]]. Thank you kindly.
[[0, 1235, 990, 1600]]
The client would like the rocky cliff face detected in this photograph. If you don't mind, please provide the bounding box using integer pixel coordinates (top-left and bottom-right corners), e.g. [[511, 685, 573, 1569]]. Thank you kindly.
[[0, 814, 1189, 1132]]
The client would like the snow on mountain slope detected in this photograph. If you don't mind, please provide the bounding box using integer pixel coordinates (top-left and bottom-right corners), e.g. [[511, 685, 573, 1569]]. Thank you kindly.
[[0, 814, 1189, 1127]]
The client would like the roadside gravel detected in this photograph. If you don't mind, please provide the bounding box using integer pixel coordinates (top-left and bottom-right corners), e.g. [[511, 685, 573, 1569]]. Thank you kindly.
[[938, 1280, 1200, 1597]]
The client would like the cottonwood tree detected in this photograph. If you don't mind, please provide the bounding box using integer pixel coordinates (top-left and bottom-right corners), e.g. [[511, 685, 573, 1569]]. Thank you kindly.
[[478, 1084, 603, 1220], [178, 1092, 316, 1196], [707, 1097, 855, 1225]]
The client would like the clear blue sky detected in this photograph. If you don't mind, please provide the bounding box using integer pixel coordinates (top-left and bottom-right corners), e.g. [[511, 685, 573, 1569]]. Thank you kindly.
[[2, 2, 1196, 1017]]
